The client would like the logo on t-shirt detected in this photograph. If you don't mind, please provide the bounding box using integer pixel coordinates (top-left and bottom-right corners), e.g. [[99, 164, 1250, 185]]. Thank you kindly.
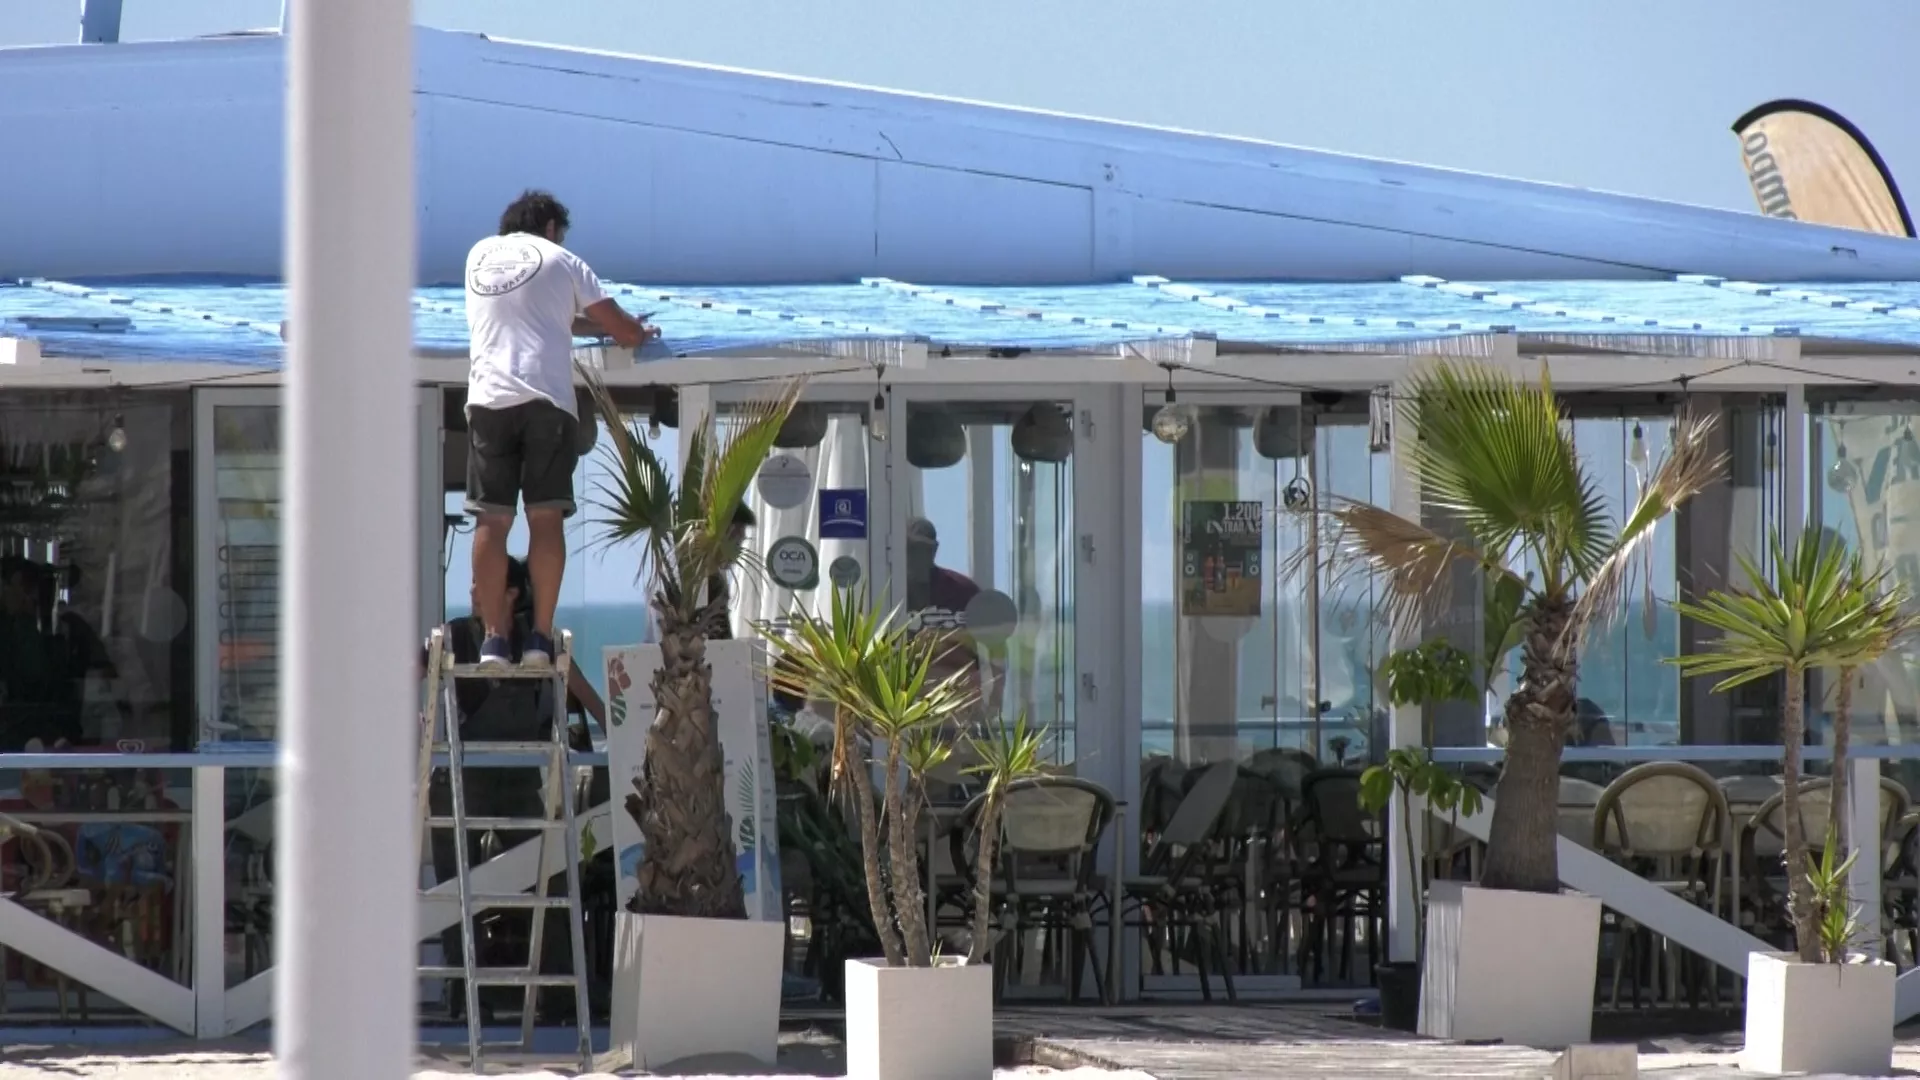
[[468, 238, 544, 297]]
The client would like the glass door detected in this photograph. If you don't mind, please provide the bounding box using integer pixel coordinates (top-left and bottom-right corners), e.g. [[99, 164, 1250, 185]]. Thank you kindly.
[[891, 390, 1094, 773], [1135, 392, 1391, 993]]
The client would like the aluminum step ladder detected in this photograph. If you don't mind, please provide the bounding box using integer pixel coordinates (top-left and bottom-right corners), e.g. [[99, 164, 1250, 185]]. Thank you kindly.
[[416, 627, 592, 1075]]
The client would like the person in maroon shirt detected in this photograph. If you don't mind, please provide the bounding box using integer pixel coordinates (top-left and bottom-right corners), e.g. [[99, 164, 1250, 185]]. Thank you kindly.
[[905, 518, 1004, 719]]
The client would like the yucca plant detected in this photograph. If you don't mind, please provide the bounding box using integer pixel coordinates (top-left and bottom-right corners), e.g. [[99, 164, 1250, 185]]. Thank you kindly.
[[1671, 525, 1920, 960], [1303, 361, 1722, 893], [581, 364, 804, 919], [960, 713, 1048, 965], [761, 587, 979, 966]]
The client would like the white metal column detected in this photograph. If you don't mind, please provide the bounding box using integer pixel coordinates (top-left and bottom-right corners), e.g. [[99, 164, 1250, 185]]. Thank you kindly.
[[279, 3, 416, 1078], [1385, 378, 1423, 965]]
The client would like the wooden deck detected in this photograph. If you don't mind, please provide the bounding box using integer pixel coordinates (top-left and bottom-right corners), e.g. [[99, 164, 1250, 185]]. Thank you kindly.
[[997, 1004, 1920, 1078]]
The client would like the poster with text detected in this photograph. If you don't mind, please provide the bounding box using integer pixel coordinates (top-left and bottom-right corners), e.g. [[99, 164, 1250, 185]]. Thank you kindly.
[[603, 639, 782, 921], [1180, 500, 1264, 617]]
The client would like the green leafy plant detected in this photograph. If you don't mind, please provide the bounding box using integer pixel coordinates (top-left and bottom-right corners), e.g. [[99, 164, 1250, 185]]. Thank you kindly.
[[960, 713, 1048, 965], [581, 364, 804, 919], [760, 587, 980, 967], [1671, 524, 1920, 962], [1301, 361, 1722, 893], [1806, 824, 1862, 964], [1359, 748, 1483, 956], [1379, 639, 1477, 711]]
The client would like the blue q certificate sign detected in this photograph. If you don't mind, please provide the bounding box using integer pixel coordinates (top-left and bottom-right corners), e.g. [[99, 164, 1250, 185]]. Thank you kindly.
[[818, 488, 867, 540], [1180, 500, 1263, 617]]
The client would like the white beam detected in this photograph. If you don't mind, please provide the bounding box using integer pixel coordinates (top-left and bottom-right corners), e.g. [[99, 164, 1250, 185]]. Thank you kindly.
[[224, 801, 614, 1033], [280, 2, 416, 1079], [1451, 798, 1771, 974], [192, 767, 227, 1037], [1385, 375, 1422, 964], [0, 899, 194, 1034]]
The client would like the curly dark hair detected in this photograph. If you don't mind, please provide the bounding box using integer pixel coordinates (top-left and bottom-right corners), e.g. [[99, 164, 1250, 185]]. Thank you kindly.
[[498, 189, 570, 238]]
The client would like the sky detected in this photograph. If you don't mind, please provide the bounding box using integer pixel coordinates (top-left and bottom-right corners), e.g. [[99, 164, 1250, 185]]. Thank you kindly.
[[7, 0, 1920, 215]]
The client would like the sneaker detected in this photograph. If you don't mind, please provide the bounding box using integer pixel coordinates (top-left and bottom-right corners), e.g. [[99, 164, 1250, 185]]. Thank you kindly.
[[477, 635, 512, 668], [522, 631, 555, 669]]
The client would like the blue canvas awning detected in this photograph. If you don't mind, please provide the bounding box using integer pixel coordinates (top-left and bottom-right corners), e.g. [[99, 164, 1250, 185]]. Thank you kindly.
[[7, 273, 1920, 368]]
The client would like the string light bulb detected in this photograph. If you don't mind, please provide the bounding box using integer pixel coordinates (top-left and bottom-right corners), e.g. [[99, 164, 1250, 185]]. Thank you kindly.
[[106, 415, 127, 454], [647, 413, 662, 440], [869, 386, 889, 443], [1627, 422, 1648, 471], [1150, 368, 1190, 444]]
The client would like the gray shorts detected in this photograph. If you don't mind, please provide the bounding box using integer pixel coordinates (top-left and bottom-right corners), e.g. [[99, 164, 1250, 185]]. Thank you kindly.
[[465, 400, 579, 518]]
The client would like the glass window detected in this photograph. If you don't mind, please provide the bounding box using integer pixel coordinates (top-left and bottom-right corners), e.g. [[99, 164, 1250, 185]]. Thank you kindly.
[[904, 400, 1074, 768], [205, 404, 279, 744], [0, 392, 191, 752]]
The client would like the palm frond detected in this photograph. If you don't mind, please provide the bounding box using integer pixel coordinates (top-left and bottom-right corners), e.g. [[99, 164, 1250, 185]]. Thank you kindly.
[[1401, 361, 1589, 567], [1671, 525, 1920, 693], [578, 363, 805, 623], [1298, 496, 1517, 639], [1571, 407, 1725, 639]]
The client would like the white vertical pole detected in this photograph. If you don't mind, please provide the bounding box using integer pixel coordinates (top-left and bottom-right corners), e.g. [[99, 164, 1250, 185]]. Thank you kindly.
[[192, 765, 228, 1037], [278, 1, 416, 1077], [1385, 377, 1423, 965]]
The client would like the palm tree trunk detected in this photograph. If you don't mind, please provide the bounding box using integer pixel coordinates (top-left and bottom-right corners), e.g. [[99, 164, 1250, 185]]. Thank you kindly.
[[967, 792, 1003, 966], [1781, 668, 1819, 962], [838, 710, 906, 965], [883, 737, 932, 966], [630, 611, 747, 919], [1832, 668, 1855, 864], [1480, 598, 1575, 894]]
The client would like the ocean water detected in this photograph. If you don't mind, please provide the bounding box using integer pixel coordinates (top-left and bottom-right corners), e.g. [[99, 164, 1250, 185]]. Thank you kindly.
[[478, 598, 1682, 751]]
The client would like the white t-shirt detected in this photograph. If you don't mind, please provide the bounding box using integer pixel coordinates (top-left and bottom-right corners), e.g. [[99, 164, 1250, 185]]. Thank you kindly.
[[464, 232, 607, 417]]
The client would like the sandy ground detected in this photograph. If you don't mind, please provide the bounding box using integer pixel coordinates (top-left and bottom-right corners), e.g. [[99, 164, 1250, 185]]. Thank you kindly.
[[0, 1042, 1153, 1079]]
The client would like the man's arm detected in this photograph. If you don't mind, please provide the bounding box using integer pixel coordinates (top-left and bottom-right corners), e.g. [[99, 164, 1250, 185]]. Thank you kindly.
[[575, 299, 658, 350]]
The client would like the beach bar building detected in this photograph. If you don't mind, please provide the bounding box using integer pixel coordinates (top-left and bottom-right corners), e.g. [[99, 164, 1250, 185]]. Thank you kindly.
[[6, 15, 1920, 1039]]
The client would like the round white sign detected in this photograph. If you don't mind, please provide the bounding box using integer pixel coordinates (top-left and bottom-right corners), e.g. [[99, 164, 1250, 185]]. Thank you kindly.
[[828, 555, 863, 589], [766, 536, 820, 590], [756, 454, 813, 510]]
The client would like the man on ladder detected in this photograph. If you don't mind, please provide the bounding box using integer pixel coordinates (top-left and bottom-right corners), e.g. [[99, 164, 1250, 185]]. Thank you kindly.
[[463, 189, 657, 668]]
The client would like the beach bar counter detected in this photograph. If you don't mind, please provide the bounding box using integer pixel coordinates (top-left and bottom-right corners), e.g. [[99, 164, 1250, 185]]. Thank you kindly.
[[7, 19, 1920, 1040]]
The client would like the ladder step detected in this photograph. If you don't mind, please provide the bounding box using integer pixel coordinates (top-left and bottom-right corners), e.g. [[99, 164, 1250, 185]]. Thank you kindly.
[[430, 741, 557, 755], [416, 894, 571, 910], [419, 967, 578, 986], [424, 816, 565, 831], [444, 663, 568, 681]]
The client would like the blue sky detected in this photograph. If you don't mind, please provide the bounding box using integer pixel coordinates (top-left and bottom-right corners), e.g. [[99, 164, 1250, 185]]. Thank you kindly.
[[8, 0, 1920, 215]]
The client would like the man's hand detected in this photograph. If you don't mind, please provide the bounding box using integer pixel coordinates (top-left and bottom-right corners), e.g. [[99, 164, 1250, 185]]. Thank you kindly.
[[578, 299, 660, 350]]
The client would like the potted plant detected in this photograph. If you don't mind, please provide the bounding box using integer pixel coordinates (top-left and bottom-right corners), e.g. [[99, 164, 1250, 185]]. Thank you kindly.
[[763, 587, 1044, 1080], [1303, 361, 1722, 1046], [1672, 525, 1917, 1075], [1362, 640, 1483, 1031], [582, 369, 802, 1071]]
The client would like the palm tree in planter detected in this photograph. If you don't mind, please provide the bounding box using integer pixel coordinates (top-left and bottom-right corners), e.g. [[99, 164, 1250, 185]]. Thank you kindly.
[[581, 368, 803, 1070], [1670, 525, 1919, 1076], [1302, 360, 1722, 1045], [763, 587, 1046, 1080]]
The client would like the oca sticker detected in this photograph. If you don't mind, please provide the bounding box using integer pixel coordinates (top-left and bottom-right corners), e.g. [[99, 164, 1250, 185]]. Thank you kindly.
[[766, 536, 820, 591]]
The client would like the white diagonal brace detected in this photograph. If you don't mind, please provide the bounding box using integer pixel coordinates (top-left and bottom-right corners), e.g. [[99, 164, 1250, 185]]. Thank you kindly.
[[1450, 796, 1771, 976], [220, 800, 614, 1035], [0, 897, 196, 1034]]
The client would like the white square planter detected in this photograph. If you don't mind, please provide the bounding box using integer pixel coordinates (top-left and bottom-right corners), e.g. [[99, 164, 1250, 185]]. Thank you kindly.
[[1741, 951, 1893, 1076], [610, 912, 785, 1072], [1419, 880, 1601, 1048], [845, 958, 993, 1080]]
